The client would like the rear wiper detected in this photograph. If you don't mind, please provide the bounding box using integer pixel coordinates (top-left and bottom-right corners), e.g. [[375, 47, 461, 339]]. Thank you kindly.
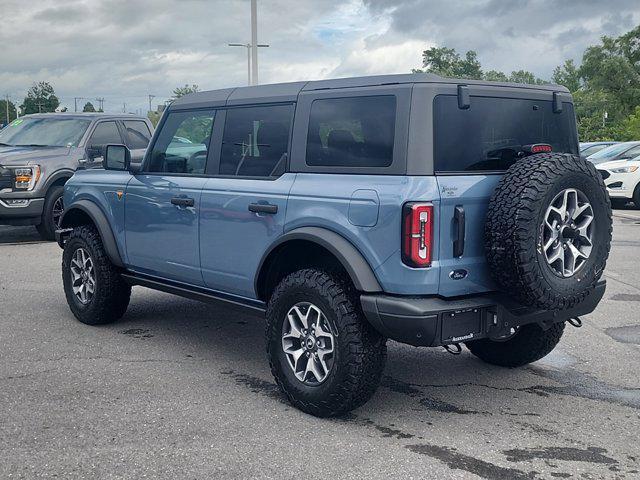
[[14, 144, 50, 147], [0, 142, 13, 146]]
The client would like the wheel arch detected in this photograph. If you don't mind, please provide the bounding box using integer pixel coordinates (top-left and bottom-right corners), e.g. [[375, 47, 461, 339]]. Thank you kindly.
[[59, 200, 124, 267], [255, 227, 382, 302], [42, 169, 74, 193]]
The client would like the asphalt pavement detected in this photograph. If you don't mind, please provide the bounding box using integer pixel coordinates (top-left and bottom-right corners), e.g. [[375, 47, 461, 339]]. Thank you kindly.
[[1, 208, 639, 479]]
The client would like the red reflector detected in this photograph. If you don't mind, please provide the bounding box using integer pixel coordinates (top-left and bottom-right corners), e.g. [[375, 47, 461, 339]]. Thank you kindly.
[[531, 144, 552, 153], [402, 202, 433, 268]]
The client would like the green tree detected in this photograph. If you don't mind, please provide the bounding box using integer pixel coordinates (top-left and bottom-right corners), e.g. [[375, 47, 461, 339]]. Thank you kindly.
[[82, 101, 95, 112], [483, 70, 509, 82], [0, 99, 17, 125], [420, 47, 483, 79], [552, 59, 581, 92], [619, 105, 640, 141], [21, 81, 60, 114], [172, 84, 200, 99], [508, 70, 547, 85]]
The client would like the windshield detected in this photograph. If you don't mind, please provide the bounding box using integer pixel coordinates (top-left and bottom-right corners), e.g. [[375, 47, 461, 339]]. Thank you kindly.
[[0, 117, 91, 147], [588, 143, 636, 163]]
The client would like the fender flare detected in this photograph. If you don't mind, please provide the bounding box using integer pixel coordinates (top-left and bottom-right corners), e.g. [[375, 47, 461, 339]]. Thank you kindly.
[[42, 169, 74, 192], [59, 200, 124, 267], [255, 226, 382, 297]]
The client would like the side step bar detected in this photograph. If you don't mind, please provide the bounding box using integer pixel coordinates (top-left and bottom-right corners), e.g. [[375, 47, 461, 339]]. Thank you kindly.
[[121, 272, 266, 314]]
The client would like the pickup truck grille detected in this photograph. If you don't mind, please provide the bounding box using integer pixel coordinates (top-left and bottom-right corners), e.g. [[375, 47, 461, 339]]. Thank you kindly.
[[0, 166, 13, 190]]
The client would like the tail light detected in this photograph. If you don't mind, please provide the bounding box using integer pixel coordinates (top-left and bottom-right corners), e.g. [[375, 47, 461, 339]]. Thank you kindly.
[[402, 202, 433, 268]]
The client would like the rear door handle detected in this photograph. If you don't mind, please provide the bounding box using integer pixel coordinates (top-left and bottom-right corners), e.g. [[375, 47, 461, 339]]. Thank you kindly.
[[171, 196, 195, 207], [248, 203, 278, 214], [453, 205, 465, 257]]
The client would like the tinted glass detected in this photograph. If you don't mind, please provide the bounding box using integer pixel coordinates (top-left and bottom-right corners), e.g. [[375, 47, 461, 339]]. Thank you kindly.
[[306, 96, 396, 167], [0, 117, 90, 147], [220, 104, 293, 177], [123, 120, 152, 149], [146, 110, 215, 175], [434, 96, 578, 172], [589, 143, 640, 163], [89, 121, 122, 147]]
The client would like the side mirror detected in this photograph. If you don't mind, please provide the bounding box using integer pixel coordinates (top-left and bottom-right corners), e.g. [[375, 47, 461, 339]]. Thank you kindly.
[[103, 144, 131, 171]]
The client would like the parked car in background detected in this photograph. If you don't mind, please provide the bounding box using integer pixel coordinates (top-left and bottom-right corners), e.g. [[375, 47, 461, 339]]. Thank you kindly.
[[0, 113, 153, 239], [587, 141, 640, 164], [57, 74, 611, 417], [580, 141, 618, 156], [595, 154, 640, 208]]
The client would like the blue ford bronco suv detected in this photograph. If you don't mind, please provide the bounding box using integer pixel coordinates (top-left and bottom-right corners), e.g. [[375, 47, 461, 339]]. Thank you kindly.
[[56, 74, 612, 417]]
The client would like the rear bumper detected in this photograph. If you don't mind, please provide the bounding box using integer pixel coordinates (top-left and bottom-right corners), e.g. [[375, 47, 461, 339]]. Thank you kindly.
[[0, 198, 44, 225], [361, 280, 606, 347]]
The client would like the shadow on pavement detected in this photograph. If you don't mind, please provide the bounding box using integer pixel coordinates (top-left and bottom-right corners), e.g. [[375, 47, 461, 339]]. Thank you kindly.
[[0, 226, 46, 244]]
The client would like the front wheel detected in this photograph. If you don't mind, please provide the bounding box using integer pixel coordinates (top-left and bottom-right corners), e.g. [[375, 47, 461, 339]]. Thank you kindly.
[[465, 322, 565, 367], [36, 186, 64, 240], [62, 225, 131, 325], [266, 269, 386, 417]]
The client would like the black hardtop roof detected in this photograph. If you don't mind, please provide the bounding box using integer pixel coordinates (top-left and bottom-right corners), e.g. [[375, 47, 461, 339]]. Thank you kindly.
[[21, 112, 149, 121], [170, 73, 569, 110]]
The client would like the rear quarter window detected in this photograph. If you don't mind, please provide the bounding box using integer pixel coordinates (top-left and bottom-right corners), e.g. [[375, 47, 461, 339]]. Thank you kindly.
[[434, 95, 578, 172], [306, 96, 396, 168]]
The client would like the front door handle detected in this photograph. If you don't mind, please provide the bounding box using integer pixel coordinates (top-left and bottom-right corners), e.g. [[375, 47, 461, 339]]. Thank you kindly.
[[171, 196, 195, 207], [248, 203, 278, 214]]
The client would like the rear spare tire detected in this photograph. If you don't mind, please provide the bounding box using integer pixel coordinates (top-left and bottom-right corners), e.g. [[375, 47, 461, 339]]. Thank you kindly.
[[485, 153, 612, 310]]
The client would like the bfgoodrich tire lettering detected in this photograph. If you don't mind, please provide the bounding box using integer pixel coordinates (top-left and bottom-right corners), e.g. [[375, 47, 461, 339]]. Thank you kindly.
[[485, 153, 612, 309], [62, 225, 131, 325], [266, 269, 386, 417]]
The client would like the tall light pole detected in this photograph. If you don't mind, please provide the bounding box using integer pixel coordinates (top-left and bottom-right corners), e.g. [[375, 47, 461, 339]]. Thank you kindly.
[[228, 0, 268, 86]]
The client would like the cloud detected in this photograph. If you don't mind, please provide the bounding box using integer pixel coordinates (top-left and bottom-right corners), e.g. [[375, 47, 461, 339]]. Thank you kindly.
[[0, 0, 637, 114]]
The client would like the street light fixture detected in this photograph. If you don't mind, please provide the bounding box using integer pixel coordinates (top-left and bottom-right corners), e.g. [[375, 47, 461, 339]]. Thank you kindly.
[[227, 0, 268, 86]]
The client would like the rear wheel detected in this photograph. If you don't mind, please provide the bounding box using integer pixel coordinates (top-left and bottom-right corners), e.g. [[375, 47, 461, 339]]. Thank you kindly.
[[62, 225, 131, 325], [266, 269, 386, 417], [466, 322, 565, 367], [36, 185, 64, 240], [633, 184, 640, 209]]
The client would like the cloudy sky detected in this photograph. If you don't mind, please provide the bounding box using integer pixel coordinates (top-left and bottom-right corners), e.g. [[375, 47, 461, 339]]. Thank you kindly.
[[1, 0, 638, 114]]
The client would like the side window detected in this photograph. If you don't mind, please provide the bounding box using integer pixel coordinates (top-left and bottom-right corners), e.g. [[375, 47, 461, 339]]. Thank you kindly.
[[123, 120, 152, 149], [219, 104, 293, 177], [89, 121, 122, 147], [146, 110, 215, 175], [306, 96, 396, 167], [622, 145, 640, 159]]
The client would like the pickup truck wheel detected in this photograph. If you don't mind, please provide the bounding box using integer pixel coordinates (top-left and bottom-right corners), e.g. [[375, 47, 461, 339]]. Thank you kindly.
[[465, 322, 565, 367], [62, 225, 131, 325], [36, 185, 64, 241], [486, 153, 612, 310], [266, 269, 386, 417]]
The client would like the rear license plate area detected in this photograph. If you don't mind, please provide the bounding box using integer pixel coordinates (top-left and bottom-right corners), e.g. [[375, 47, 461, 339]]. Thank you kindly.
[[441, 308, 482, 343]]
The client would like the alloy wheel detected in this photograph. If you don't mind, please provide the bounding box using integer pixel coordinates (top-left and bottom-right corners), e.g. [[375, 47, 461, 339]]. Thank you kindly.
[[70, 247, 96, 305], [281, 302, 335, 385], [541, 188, 594, 277]]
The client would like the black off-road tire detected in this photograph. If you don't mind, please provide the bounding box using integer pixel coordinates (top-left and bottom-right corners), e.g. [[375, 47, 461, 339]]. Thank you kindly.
[[36, 185, 64, 241], [62, 225, 131, 325], [486, 153, 612, 310], [266, 269, 387, 417], [466, 322, 565, 367]]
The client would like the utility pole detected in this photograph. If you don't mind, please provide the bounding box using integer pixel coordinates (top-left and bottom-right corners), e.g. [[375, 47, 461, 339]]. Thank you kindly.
[[148, 94, 155, 114], [95, 97, 105, 111], [123, 102, 126, 113], [36, 101, 44, 113], [5, 94, 10, 125], [228, 0, 268, 86], [251, 0, 258, 85]]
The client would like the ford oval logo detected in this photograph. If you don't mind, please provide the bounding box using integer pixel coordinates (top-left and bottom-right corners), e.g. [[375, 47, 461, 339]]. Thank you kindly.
[[449, 269, 468, 280]]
